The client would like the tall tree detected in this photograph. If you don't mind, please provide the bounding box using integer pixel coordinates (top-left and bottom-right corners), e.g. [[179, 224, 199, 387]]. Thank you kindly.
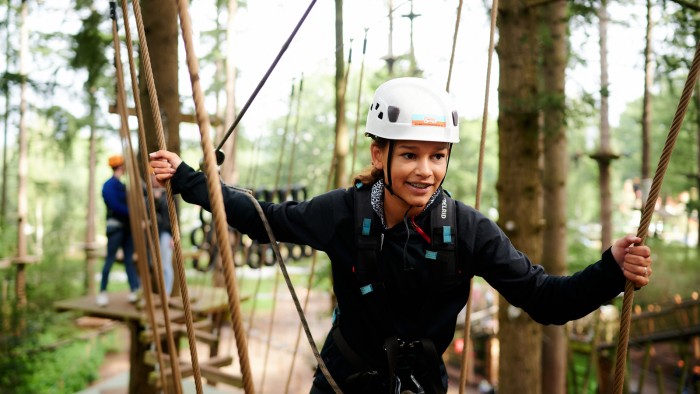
[[496, 0, 543, 392], [641, 0, 654, 206], [14, 0, 28, 308], [70, 7, 111, 296], [540, 1, 569, 393], [333, 0, 348, 189], [0, 0, 12, 230], [593, 0, 617, 251], [218, 0, 238, 185], [140, 0, 180, 155]]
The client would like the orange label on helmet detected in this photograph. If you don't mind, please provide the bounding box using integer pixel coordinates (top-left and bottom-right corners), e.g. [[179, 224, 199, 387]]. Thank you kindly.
[[412, 114, 446, 127]]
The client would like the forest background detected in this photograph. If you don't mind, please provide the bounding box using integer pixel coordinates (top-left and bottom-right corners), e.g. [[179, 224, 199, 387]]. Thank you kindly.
[[0, 0, 699, 393]]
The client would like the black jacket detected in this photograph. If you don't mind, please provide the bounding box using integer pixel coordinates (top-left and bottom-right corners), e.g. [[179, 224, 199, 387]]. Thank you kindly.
[[171, 162, 626, 392]]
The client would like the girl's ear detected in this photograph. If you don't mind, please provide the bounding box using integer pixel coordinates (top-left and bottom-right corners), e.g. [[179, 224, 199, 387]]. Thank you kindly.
[[370, 143, 385, 170]]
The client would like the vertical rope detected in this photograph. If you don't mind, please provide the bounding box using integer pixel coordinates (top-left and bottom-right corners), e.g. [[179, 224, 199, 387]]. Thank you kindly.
[[129, 0, 204, 392], [445, 0, 463, 92], [612, 37, 700, 394], [350, 29, 368, 178], [284, 252, 319, 393], [174, 0, 255, 392], [458, 0, 497, 392], [260, 77, 302, 392], [117, 2, 183, 391], [109, 4, 172, 391]]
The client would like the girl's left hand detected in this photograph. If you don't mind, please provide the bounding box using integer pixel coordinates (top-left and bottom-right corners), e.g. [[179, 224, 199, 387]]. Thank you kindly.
[[611, 234, 652, 288]]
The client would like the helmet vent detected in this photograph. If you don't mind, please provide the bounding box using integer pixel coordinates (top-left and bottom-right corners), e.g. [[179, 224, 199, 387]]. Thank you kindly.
[[387, 106, 400, 123], [377, 112, 384, 120], [452, 110, 459, 126], [374, 102, 380, 110]]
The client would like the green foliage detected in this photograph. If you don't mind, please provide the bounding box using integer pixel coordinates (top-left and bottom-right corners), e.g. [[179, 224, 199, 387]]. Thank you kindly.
[[0, 253, 109, 393], [70, 10, 111, 91], [616, 78, 698, 196]]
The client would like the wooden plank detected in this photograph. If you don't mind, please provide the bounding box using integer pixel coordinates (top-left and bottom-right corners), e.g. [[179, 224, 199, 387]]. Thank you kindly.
[[148, 355, 234, 387], [200, 364, 244, 388], [108, 104, 223, 126]]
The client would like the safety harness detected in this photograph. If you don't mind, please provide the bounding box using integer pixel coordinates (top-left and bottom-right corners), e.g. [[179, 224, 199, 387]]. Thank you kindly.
[[331, 182, 459, 394]]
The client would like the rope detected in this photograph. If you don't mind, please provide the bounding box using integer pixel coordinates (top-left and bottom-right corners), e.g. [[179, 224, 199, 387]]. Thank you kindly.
[[445, 0, 463, 92], [458, 0, 497, 392], [611, 34, 700, 394], [108, 5, 172, 391], [215, 0, 319, 155], [175, 0, 255, 392], [284, 251, 319, 393], [232, 189, 343, 393], [285, 147, 338, 393], [261, 74, 307, 392], [245, 78, 299, 343], [349, 29, 368, 178], [115, 2, 183, 391], [129, 0, 205, 391]]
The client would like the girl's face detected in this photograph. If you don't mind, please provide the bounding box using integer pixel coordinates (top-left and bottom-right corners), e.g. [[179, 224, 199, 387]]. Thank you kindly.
[[371, 139, 450, 221]]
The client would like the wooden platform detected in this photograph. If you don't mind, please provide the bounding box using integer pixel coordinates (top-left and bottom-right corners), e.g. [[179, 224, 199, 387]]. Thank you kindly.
[[54, 286, 231, 323], [55, 287, 233, 394]]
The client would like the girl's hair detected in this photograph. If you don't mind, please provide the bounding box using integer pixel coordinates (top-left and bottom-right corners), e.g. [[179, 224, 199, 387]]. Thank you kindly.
[[352, 134, 388, 186]]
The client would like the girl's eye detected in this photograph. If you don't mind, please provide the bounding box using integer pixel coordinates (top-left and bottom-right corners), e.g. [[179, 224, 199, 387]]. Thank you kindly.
[[433, 153, 446, 160], [401, 153, 416, 159]]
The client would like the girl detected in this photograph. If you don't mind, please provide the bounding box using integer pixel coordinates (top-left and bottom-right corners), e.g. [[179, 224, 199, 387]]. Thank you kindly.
[[150, 77, 652, 394]]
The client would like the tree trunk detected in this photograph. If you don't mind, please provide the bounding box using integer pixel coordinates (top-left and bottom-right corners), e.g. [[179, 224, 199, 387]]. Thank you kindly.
[[0, 0, 11, 230], [597, 0, 614, 251], [15, 0, 29, 308], [540, 2, 568, 393], [85, 98, 98, 296], [694, 81, 700, 251], [333, 0, 348, 190], [641, 0, 654, 206], [496, 1, 543, 392], [140, 0, 180, 155], [219, 0, 238, 185]]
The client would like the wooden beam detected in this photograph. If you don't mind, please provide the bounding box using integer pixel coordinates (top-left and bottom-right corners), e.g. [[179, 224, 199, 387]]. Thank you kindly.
[[108, 104, 223, 126]]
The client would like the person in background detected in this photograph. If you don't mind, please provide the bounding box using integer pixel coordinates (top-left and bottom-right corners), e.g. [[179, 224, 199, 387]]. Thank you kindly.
[[151, 173, 175, 296], [97, 154, 140, 307]]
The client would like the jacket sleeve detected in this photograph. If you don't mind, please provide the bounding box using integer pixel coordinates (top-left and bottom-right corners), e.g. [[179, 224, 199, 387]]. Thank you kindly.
[[461, 205, 626, 325], [170, 162, 344, 251]]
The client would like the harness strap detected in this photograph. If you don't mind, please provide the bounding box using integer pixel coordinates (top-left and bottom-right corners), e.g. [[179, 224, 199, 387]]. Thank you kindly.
[[418, 338, 446, 394], [332, 324, 370, 372], [384, 336, 401, 394]]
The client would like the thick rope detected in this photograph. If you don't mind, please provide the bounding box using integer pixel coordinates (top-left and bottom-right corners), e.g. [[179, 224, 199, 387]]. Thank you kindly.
[[129, 0, 205, 392], [458, 1, 497, 392], [174, 0, 255, 392], [116, 2, 183, 391], [445, 0, 463, 92], [109, 5, 172, 391], [612, 36, 700, 394]]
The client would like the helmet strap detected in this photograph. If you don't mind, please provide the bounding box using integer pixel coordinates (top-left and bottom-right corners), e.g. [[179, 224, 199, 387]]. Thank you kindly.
[[385, 140, 395, 195], [438, 143, 453, 189]]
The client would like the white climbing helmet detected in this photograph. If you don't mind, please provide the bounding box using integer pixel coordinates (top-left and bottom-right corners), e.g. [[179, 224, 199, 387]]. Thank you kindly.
[[365, 77, 460, 143]]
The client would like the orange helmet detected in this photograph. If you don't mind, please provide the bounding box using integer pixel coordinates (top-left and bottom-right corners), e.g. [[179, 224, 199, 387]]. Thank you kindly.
[[108, 155, 124, 169]]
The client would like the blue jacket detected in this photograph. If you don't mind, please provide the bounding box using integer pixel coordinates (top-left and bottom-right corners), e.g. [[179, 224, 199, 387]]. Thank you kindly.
[[102, 175, 129, 224]]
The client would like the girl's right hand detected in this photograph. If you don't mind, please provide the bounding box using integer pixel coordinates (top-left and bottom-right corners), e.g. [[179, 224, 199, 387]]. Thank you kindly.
[[149, 150, 182, 182]]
